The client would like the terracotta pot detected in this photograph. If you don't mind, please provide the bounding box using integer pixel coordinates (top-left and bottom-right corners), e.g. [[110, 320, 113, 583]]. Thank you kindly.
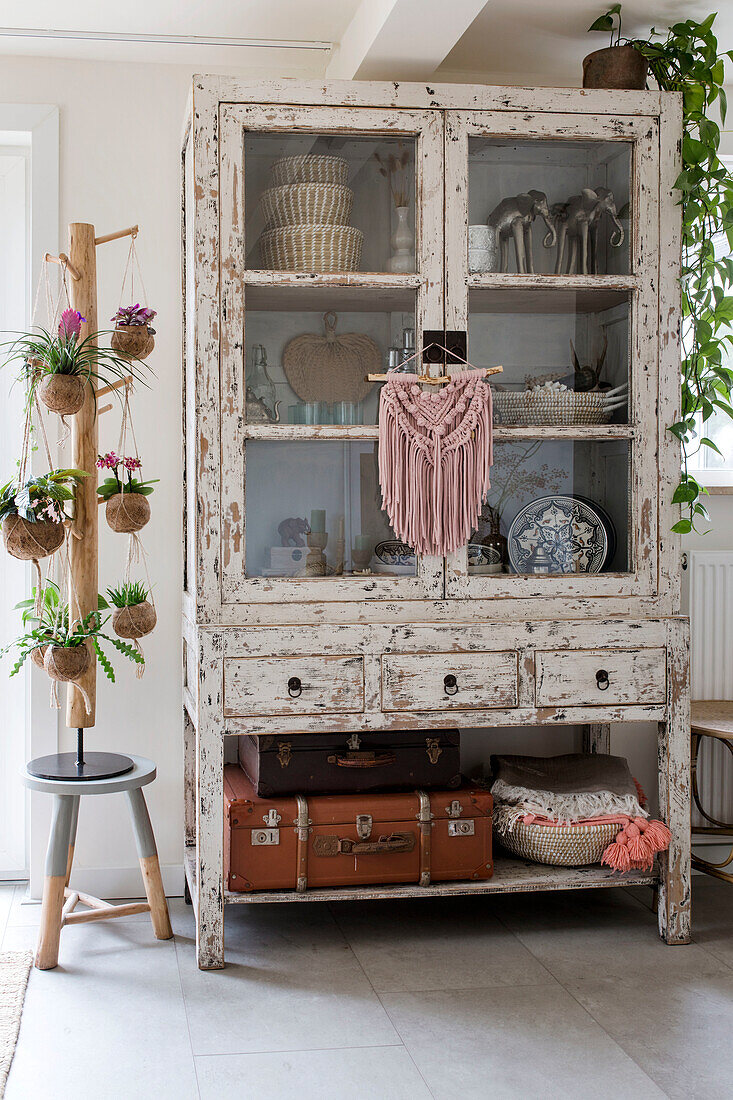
[[31, 645, 48, 670], [582, 44, 648, 90], [111, 325, 155, 360], [37, 373, 86, 416], [44, 643, 90, 683], [112, 600, 157, 640], [105, 492, 150, 533], [3, 515, 65, 561]]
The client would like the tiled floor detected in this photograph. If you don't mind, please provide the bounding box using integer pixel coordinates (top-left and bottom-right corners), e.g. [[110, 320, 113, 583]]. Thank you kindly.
[[2, 878, 732, 1099]]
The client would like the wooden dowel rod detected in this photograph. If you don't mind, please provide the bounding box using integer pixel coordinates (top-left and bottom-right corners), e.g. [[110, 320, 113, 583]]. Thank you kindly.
[[61, 892, 79, 919], [65, 887, 108, 910], [367, 365, 503, 384], [95, 376, 133, 399], [94, 225, 138, 246], [98, 403, 113, 416], [63, 902, 151, 926], [44, 252, 81, 281]]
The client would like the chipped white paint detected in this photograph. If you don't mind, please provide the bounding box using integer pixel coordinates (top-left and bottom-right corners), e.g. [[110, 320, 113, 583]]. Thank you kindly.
[[535, 648, 667, 708], [182, 77, 690, 968]]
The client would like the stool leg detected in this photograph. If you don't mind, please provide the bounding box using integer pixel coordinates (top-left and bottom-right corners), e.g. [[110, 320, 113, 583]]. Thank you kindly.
[[65, 796, 80, 888], [36, 795, 77, 970], [126, 787, 172, 940]]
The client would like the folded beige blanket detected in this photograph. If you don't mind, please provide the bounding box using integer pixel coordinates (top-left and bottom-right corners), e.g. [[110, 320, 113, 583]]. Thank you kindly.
[[490, 753, 645, 825]]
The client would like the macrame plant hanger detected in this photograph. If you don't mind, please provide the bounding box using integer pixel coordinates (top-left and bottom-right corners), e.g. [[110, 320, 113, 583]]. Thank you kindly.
[[118, 231, 150, 312], [116, 382, 155, 677]]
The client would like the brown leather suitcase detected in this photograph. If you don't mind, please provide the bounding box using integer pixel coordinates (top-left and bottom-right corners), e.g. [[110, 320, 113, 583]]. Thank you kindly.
[[238, 730, 461, 796], [224, 765, 493, 893]]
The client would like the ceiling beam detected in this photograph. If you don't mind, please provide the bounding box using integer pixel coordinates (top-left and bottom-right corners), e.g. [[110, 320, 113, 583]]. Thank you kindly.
[[327, 0, 489, 81]]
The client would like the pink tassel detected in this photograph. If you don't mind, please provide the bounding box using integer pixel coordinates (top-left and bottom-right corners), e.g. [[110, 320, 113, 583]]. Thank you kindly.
[[601, 832, 632, 872], [642, 819, 672, 851]]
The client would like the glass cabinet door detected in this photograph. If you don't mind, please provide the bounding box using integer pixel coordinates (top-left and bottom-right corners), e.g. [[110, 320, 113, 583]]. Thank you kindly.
[[444, 110, 659, 599], [218, 103, 445, 604]]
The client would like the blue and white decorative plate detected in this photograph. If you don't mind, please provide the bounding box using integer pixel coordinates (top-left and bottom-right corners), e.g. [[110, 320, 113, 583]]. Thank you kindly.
[[507, 495, 612, 575], [375, 540, 416, 568]]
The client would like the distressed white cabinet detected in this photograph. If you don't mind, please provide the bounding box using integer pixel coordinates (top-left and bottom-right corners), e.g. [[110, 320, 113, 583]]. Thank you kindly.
[[182, 77, 690, 969]]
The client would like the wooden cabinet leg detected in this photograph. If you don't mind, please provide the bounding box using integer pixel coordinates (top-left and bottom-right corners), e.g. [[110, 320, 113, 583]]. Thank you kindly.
[[658, 619, 691, 944], [583, 723, 611, 754], [196, 719, 224, 970], [36, 794, 76, 970], [126, 787, 173, 940]]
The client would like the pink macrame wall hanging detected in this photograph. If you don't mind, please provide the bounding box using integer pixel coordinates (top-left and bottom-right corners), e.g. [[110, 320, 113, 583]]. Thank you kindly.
[[378, 371, 493, 557]]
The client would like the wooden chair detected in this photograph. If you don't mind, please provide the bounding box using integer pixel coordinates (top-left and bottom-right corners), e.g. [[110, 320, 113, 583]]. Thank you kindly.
[[691, 701, 733, 884]]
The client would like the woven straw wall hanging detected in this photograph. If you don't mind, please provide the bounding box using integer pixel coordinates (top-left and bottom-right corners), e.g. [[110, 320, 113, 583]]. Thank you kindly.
[[282, 311, 378, 405]]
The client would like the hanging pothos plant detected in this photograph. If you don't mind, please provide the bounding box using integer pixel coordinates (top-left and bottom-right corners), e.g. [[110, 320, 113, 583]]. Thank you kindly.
[[588, 9, 733, 532]]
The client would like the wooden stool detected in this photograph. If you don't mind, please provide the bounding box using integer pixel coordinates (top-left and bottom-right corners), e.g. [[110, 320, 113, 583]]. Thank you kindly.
[[691, 701, 733, 885], [22, 755, 173, 969]]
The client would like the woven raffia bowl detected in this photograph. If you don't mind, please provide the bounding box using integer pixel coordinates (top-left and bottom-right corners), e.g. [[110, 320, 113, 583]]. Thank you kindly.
[[260, 183, 354, 230], [492, 387, 627, 427], [270, 154, 349, 187], [497, 819, 619, 866], [260, 224, 363, 273]]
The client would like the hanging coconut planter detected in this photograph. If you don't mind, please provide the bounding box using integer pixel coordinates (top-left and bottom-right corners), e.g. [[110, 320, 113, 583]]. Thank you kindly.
[[37, 373, 86, 416], [44, 642, 90, 683], [31, 645, 49, 670], [2, 515, 65, 561], [112, 600, 157, 639], [105, 492, 151, 533], [110, 304, 157, 361]]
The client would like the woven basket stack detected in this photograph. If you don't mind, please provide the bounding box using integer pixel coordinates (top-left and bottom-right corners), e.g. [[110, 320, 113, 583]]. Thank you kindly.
[[260, 154, 363, 272]]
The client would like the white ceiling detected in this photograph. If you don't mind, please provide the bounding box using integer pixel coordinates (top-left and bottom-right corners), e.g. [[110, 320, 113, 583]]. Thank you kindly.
[[0, 0, 730, 83]]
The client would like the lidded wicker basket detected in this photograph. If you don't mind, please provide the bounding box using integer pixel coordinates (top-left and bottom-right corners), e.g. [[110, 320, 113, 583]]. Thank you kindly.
[[496, 819, 619, 866], [260, 224, 363, 273], [270, 154, 349, 187], [260, 183, 354, 230], [282, 311, 378, 404]]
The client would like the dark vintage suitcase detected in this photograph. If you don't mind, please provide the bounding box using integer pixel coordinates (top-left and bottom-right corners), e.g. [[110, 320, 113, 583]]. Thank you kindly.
[[224, 765, 493, 893], [238, 730, 461, 796]]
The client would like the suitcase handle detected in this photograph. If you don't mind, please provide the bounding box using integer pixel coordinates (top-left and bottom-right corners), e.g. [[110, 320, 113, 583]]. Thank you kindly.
[[340, 832, 416, 855], [312, 832, 416, 857], [327, 751, 397, 769]]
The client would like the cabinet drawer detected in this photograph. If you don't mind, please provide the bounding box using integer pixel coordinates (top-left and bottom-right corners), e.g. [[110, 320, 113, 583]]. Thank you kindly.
[[224, 655, 365, 717], [535, 648, 666, 707], [381, 652, 518, 712]]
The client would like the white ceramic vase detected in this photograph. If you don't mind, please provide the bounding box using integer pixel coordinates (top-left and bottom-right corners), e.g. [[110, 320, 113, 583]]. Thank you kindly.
[[388, 206, 414, 273]]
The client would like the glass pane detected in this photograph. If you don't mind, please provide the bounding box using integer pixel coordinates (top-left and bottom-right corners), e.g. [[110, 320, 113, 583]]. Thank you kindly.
[[245, 132, 417, 273], [245, 440, 416, 578], [244, 285, 416, 427], [468, 287, 630, 426], [468, 138, 631, 276], [469, 440, 630, 575]]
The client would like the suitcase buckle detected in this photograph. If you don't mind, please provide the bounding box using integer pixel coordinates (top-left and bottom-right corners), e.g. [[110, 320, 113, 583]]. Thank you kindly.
[[263, 809, 281, 827], [347, 733, 361, 750], [446, 799, 463, 818], [276, 742, 292, 768], [426, 737, 442, 764], [356, 813, 372, 840]]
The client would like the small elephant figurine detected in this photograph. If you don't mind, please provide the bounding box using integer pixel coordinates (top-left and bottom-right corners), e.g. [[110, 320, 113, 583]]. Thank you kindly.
[[553, 187, 625, 275], [488, 190, 557, 274], [278, 517, 310, 547]]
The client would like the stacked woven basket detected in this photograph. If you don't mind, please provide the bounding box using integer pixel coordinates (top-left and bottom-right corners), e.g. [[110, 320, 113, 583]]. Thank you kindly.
[[259, 154, 363, 273]]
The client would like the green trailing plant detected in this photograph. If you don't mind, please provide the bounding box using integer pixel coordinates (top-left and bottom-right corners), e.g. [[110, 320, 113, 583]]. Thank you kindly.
[[106, 580, 150, 608], [0, 469, 87, 525], [588, 8, 733, 532], [2, 581, 143, 681]]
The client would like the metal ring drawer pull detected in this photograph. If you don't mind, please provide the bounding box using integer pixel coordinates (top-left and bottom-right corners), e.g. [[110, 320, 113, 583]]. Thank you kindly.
[[287, 676, 302, 698], [444, 674, 458, 696], [595, 669, 610, 691]]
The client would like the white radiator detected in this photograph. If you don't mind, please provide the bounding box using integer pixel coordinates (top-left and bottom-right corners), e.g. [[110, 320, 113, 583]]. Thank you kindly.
[[689, 551, 733, 827]]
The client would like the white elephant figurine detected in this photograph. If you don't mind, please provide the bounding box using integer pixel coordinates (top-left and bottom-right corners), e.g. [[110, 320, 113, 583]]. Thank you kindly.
[[488, 190, 557, 274], [553, 187, 625, 275]]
